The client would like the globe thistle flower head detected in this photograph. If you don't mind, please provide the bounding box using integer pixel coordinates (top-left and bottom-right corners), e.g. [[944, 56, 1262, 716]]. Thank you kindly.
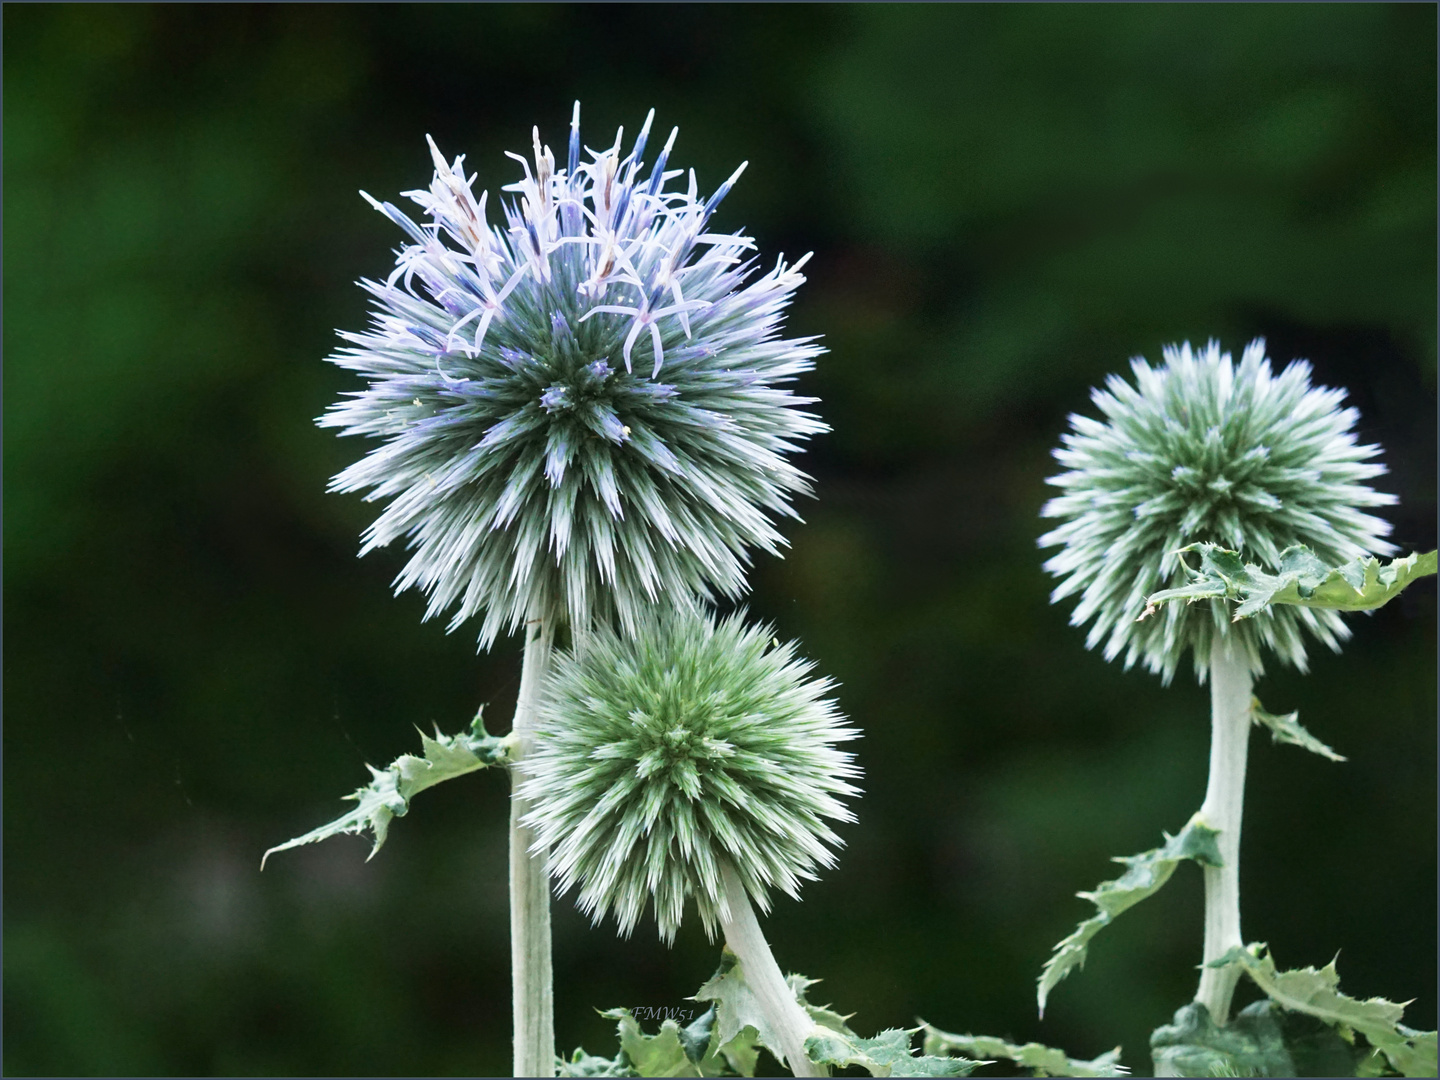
[[518, 608, 860, 944], [321, 104, 826, 647], [1040, 339, 1395, 683]]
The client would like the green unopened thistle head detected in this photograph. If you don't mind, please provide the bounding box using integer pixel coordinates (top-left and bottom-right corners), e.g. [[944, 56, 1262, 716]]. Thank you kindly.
[[1040, 339, 1395, 682], [321, 104, 825, 647], [517, 608, 860, 944]]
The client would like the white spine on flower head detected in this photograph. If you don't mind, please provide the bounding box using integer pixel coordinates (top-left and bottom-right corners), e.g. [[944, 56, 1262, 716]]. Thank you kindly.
[[1040, 339, 1395, 683], [517, 608, 861, 945], [323, 104, 826, 647]]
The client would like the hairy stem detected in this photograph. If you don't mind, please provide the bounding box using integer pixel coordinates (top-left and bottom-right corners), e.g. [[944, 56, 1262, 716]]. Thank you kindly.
[[717, 861, 827, 1078], [1194, 633, 1254, 1025], [510, 615, 556, 1078]]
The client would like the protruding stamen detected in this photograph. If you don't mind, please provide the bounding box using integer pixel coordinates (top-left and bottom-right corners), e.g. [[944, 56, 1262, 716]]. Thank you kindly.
[[628, 109, 655, 172], [647, 128, 679, 196], [702, 161, 748, 222], [568, 101, 581, 179]]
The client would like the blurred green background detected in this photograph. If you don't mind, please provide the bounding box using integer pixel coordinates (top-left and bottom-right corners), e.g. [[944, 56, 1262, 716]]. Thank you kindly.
[[5, 4, 1435, 1076]]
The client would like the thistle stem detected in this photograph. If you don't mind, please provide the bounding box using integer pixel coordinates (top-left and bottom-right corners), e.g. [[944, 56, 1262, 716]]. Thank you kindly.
[[510, 615, 556, 1078], [1193, 633, 1253, 1025], [717, 860, 826, 1078]]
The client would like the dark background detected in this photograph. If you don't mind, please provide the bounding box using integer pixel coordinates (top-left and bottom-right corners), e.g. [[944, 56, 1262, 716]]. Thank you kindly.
[[5, 5, 1435, 1077]]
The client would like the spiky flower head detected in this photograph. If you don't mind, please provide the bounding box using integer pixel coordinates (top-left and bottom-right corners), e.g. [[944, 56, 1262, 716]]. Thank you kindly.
[[517, 608, 860, 944], [321, 104, 826, 646], [1040, 339, 1395, 682]]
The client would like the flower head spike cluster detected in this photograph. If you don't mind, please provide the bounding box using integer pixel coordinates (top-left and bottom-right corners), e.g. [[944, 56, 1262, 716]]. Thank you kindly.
[[322, 105, 826, 646], [1040, 339, 1395, 682], [518, 608, 860, 944]]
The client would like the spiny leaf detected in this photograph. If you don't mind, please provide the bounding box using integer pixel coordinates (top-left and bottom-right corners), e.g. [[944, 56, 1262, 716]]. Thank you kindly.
[[804, 1026, 981, 1077], [262, 710, 515, 866], [691, 951, 809, 1074], [697, 959, 975, 1077], [679, 1007, 719, 1067], [693, 948, 789, 1070], [562, 1007, 753, 1078], [1139, 545, 1437, 622], [1150, 1001, 1293, 1078], [1212, 944, 1438, 1078], [1037, 815, 1222, 1015], [600, 1008, 702, 1078], [1150, 998, 1369, 1077], [557, 1046, 637, 1077], [922, 1023, 1128, 1076], [1250, 697, 1345, 763], [711, 1026, 761, 1078], [789, 972, 854, 1035], [786, 977, 980, 1076]]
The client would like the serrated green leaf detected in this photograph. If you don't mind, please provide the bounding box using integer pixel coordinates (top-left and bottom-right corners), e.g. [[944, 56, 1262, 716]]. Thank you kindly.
[[700, 967, 977, 1077], [922, 1023, 1127, 1076], [680, 1006, 718, 1066], [1280, 1010, 1376, 1077], [557, 1046, 638, 1077], [1150, 998, 1369, 1078], [1038, 815, 1222, 1015], [788, 972, 855, 1034], [1250, 697, 1345, 763], [1212, 944, 1438, 1078], [712, 1026, 760, 1078], [693, 948, 789, 1069], [804, 1026, 980, 1077], [1139, 545, 1437, 622], [1150, 1001, 1294, 1077], [600, 1007, 704, 1078], [262, 710, 516, 866], [562, 1007, 748, 1078]]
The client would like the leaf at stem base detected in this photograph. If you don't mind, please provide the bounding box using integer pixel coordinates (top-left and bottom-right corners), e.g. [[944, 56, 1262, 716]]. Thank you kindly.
[[261, 710, 515, 866], [1037, 816, 1222, 1015]]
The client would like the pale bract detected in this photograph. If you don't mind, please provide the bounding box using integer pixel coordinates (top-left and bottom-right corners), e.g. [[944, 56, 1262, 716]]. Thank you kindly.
[[518, 609, 860, 944], [322, 105, 826, 645], [1040, 340, 1395, 682]]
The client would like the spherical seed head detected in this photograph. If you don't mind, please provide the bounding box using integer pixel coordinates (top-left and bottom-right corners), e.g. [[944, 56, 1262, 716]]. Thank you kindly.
[[1040, 339, 1396, 683], [322, 105, 826, 646], [518, 608, 860, 944]]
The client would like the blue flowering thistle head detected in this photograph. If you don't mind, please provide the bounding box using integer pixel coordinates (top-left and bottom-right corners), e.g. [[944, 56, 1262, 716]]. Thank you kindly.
[[1040, 339, 1396, 682], [517, 608, 860, 944], [321, 104, 826, 646]]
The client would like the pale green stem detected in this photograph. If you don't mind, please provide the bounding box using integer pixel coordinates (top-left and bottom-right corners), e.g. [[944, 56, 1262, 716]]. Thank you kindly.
[[1193, 633, 1253, 1025], [510, 614, 556, 1078], [716, 860, 827, 1078]]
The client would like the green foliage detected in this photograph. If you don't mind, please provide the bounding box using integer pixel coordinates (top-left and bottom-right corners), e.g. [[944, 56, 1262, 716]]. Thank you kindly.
[[558, 1046, 639, 1078], [557, 1005, 756, 1078], [261, 711, 514, 865], [1141, 545, 1437, 622], [1150, 999, 1386, 1077], [1153, 1001, 1311, 1077], [1038, 816, 1222, 1015], [693, 948, 793, 1072], [805, 1026, 980, 1077], [922, 1024, 1126, 1077], [1249, 698, 1345, 763], [692, 952, 980, 1076], [1212, 944, 1439, 1078]]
